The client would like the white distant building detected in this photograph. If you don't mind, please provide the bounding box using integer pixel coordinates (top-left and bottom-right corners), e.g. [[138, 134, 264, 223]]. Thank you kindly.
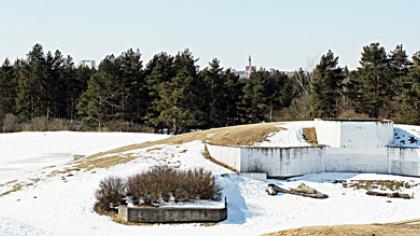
[[233, 55, 256, 79], [80, 60, 96, 69], [233, 55, 294, 79]]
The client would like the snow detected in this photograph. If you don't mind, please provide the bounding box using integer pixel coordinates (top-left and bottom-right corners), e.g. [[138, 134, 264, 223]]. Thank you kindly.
[[159, 199, 225, 209], [0, 131, 166, 191], [257, 121, 314, 147], [0, 124, 420, 235], [390, 124, 420, 148]]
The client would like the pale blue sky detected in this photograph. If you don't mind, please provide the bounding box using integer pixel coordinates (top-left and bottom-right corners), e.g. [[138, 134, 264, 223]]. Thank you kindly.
[[1, 0, 419, 71]]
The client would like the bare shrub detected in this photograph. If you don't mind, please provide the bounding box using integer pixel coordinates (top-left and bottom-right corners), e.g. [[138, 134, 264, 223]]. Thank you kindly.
[[95, 176, 126, 212], [14, 116, 82, 132], [2, 113, 19, 132], [31, 116, 49, 131], [337, 109, 370, 120], [95, 167, 220, 213], [103, 120, 154, 133], [126, 167, 220, 206]]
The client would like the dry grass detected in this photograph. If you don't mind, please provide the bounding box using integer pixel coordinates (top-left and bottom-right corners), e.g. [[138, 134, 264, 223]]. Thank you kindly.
[[302, 127, 318, 145], [264, 224, 420, 236], [145, 147, 162, 152], [205, 123, 283, 146], [340, 180, 416, 191], [74, 154, 135, 170], [120, 123, 280, 153], [0, 183, 22, 197], [0, 179, 17, 187], [76, 123, 283, 170]]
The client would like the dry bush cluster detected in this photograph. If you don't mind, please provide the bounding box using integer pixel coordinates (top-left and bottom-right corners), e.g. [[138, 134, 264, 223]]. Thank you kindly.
[[1, 114, 153, 133], [95, 176, 126, 213], [2, 114, 82, 132], [94, 167, 220, 213]]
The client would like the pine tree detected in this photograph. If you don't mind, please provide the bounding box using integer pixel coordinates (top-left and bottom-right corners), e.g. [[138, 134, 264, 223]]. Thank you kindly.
[[0, 58, 17, 122], [155, 49, 206, 133], [114, 49, 146, 123], [201, 58, 225, 127], [222, 69, 243, 126], [242, 70, 270, 122], [61, 55, 86, 121], [144, 53, 175, 130], [310, 50, 345, 118], [77, 72, 114, 130], [15, 44, 50, 122], [46, 50, 66, 119], [388, 44, 412, 117], [390, 44, 412, 78], [402, 52, 420, 124], [353, 43, 392, 118]]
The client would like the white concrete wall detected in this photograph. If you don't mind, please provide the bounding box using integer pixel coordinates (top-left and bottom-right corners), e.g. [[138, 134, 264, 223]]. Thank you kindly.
[[324, 147, 390, 174], [315, 119, 393, 148], [207, 145, 420, 177], [315, 119, 341, 147], [206, 144, 242, 171], [206, 120, 417, 177], [339, 122, 393, 149], [387, 148, 420, 176], [240, 147, 325, 177]]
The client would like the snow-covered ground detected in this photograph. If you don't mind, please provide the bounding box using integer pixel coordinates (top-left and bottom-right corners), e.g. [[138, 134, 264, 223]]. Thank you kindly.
[[257, 121, 314, 147], [391, 124, 420, 148], [1, 122, 420, 236], [0, 131, 166, 192]]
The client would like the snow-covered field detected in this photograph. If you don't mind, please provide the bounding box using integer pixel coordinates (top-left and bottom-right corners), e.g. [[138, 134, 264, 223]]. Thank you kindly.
[[1, 123, 420, 236]]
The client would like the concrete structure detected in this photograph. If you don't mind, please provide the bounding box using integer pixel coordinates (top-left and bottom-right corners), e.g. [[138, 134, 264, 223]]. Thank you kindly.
[[314, 119, 394, 148], [118, 202, 227, 223], [206, 120, 420, 178]]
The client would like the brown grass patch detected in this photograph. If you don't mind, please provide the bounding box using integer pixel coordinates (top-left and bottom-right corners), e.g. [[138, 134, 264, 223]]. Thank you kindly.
[[0, 183, 22, 197], [74, 154, 135, 170], [145, 147, 162, 152], [340, 180, 416, 191], [75, 123, 283, 170], [205, 123, 283, 146], [264, 224, 420, 236], [86, 122, 282, 158], [302, 127, 318, 145]]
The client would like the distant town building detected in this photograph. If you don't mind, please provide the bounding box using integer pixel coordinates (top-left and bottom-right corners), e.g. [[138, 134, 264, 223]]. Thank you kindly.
[[233, 55, 294, 79], [80, 60, 96, 69], [245, 55, 257, 75]]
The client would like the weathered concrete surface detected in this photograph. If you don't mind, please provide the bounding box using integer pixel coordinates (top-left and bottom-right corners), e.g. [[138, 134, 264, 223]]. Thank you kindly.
[[208, 144, 420, 178], [118, 203, 227, 223], [315, 119, 394, 148], [206, 120, 420, 178]]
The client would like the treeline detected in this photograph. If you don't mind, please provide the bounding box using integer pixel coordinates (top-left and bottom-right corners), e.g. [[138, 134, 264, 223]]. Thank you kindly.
[[0, 43, 419, 133]]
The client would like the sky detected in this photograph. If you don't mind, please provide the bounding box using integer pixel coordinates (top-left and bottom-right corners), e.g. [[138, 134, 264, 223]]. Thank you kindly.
[[0, 0, 419, 71]]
